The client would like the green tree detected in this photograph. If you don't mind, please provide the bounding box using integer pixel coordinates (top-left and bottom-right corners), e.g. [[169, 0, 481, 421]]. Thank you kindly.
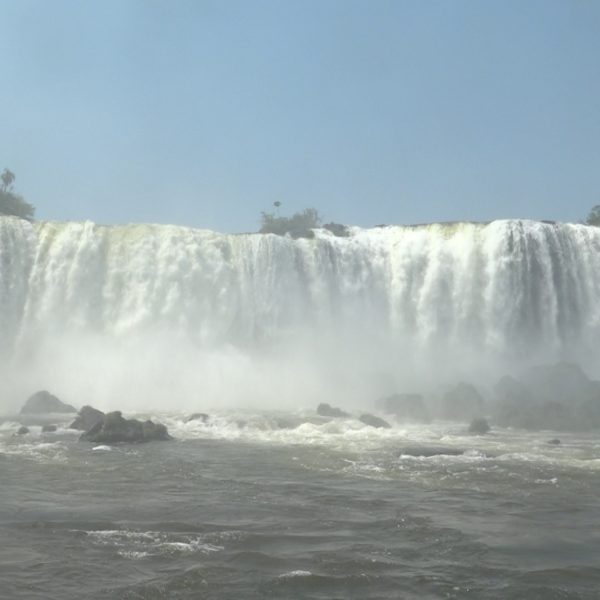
[[0, 169, 35, 220], [586, 205, 600, 226]]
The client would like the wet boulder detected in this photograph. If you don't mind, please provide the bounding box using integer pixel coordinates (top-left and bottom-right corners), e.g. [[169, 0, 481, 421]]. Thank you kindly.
[[468, 417, 490, 435], [16, 426, 29, 435], [359, 413, 391, 429], [80, 411, 172, 443], [376, 393, 430, 422], [547, 438, 561, 445], [70, 406, 105, 431], [316, 403, 350, 418], [20, 391, 76, 415], [41, 424, 57, 433], [441, 382, 484, 421]]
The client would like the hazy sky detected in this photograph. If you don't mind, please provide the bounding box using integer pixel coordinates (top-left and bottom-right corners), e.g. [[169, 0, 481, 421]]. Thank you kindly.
[[1, 0, 599, 231]]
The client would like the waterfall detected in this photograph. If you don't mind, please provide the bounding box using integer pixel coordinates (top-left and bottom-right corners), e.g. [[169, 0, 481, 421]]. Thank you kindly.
[[1, 216, 599, 411]]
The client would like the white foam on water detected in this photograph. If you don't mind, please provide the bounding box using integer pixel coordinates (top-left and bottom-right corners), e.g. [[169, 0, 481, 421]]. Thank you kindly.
[[83, 528, 224, 559], [0, 440, 68, 463], [278, 570, 313, 578]]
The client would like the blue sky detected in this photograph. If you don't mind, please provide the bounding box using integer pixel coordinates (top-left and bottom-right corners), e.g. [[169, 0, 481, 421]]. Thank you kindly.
[[1, 0, 599, 231]]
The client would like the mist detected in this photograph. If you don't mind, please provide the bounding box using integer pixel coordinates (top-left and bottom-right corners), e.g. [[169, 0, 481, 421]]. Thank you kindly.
[[1, 215, 599, 415]]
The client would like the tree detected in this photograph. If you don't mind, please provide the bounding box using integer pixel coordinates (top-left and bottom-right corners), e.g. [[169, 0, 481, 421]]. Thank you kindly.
[[259, 207, 320, 238], [1, 168, 15, 191], [586, 205, 600, 226], [0, 169, 35, 220]]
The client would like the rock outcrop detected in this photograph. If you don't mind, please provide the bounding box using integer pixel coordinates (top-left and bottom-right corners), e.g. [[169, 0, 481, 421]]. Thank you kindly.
[[70, 406, 105, 431], [316, 403, 349, 418], [16, 426, 29, 435], [376, 393, 430, 422], [80, 411, 172, 443], [492, 363, 600, 431], [441, 383, 484, 421], [468, 417, 490, 434], [20, 391, 76, 414], [359, 413, 391, 429]]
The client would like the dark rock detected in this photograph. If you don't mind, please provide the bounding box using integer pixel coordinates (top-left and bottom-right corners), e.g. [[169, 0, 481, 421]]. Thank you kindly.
[[492, 364, 600, 431], [70, 405, 105, 431], [20, 390, 76, 414], [468, 417, 490, 435], [493, 376, 533, 428], [186, 413, 209, 423], [41, 424, 57, 433], [316, 403, 350, 418], [376, 393, 430, 422], [520, 362, 598, 405], [494, 375, 532, 404], [16, 426, 29, 435], [359, 413, 391, 429], [80, 411, 172, 443], [547, 438, 561, 445], [441, 382, 484, 421]]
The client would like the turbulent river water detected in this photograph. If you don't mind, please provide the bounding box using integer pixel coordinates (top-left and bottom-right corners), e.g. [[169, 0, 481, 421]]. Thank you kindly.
[[1, 413, 600, 599], [1, 217, 600, 598]]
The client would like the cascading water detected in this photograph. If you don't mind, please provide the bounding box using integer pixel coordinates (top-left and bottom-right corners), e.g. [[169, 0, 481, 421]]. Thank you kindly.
[[1, 216, 599, 412]]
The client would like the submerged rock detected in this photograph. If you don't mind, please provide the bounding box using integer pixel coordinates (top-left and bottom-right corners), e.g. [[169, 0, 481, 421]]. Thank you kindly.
[[468, 417, 490, 435], [70, 405, 105, 431], [316, 403, 349, 418], [359, 413, 391, 429], [186, 413, 209, 423], [376, 393, 430, 422], [399, 446, 464, 457], [547, 438, 561, 445], [80, 411, 172, 443], [441, 382, 484, 421], [20, 391, 76, 415], [41, 424, 57, 433], [16, 426, 29, 435]]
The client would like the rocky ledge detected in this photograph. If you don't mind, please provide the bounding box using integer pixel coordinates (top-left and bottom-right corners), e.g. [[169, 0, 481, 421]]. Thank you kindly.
[[20, 390, 76, 414], [80, 411, 172, 443]]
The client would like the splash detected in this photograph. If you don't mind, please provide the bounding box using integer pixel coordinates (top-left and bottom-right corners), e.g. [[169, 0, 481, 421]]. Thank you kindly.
[[1, 217, 599, 412]]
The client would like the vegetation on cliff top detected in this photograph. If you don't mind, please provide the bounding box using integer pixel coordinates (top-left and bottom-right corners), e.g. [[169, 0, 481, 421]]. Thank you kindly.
[[0, 169, 35, 220], [586, 205, 600, 226], [259, 205, 348, 238]]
